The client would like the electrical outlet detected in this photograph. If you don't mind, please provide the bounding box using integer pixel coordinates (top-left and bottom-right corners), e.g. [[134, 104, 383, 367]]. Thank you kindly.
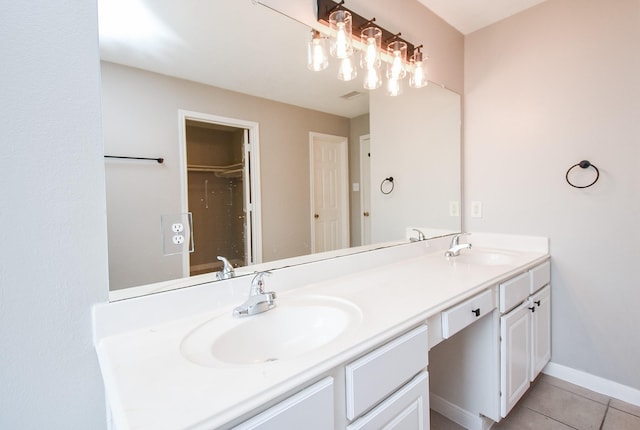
[[161, 213, 194, 255], [471, 201, 483, 218], [172, 234, 185, 245], [449, 201, 460, 217]]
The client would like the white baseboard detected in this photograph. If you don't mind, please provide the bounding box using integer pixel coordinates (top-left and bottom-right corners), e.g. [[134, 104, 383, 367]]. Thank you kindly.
[[430, 394, 494, 430], [543, 362, 640, 406]]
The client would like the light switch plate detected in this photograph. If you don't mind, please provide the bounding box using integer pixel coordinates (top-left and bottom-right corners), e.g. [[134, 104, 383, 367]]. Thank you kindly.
[[449, 201, 460, 217], [161, 213, 194, 255], [471, 201, 483, 218]]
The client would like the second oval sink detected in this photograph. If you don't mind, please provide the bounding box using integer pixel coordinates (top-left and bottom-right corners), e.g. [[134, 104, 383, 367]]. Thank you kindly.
[[181, 295, 362, 367], [449, 249, 517, 266]]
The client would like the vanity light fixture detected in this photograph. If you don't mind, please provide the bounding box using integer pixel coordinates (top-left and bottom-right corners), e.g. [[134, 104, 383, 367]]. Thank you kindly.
[[314, 0, 428, 96], [307, 30, 329, 71]]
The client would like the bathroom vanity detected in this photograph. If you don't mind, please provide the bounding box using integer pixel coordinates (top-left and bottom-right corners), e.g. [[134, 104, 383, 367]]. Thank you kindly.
[[93, 233, 550, 429]]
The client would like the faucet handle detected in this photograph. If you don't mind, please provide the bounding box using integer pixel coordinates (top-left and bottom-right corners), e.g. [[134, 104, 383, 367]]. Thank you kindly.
[[250, 271, 272, 295], [410, 228, 426, 242], [451, 232, 471, 245], [215, 256, 235, 280]]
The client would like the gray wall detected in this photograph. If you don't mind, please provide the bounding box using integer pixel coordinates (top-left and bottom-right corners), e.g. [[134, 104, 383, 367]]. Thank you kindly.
[[0, 1, 108, 429], [465, 0, 640, 390]]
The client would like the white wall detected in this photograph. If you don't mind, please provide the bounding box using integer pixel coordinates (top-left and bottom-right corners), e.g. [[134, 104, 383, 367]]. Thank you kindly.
[[0, 1, 108, 429], [465, 0, 640, 390]]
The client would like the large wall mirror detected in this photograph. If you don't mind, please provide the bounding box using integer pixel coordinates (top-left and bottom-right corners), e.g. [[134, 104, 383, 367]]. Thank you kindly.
[[99, 0, 461, 300]]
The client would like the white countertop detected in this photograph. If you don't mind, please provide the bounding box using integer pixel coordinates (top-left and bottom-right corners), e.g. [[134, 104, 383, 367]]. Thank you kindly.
[[94, 233, 549, 430]]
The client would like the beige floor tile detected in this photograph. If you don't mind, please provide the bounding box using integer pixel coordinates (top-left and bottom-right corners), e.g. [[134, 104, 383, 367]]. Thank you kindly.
[[538, 374, 610, 405], [493, 406, 574, 430], [521, 380, 607, 430], [429, 410, 465, 430], [602, 407, 640, 430], [610, 398, 640, 418]]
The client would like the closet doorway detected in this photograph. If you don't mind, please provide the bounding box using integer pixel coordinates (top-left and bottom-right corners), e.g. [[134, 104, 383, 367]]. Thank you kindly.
[[179, 111, 262, 276]]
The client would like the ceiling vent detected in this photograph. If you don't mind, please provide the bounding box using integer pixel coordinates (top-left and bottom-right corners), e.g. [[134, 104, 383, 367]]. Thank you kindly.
[[340, 91, 363, 100]]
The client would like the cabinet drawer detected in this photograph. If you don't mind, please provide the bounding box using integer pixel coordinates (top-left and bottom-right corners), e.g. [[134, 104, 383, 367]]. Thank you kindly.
[[345, 325, 428, 420], [442, 289, 495, 339], [529, 261, 550, 294], [346, 372, 429, 430], [234, 377, 334, 430], [499, 272, 530, 313]]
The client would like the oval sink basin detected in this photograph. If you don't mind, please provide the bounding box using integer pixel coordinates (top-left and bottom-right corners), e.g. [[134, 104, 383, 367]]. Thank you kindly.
[[180, 296, 362, 367], [449, 249, 517, 266]]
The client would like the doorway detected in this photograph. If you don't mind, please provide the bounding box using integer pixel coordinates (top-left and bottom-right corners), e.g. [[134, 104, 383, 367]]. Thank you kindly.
[[179, 111, 262, 276], [309, 132, 350, 253]]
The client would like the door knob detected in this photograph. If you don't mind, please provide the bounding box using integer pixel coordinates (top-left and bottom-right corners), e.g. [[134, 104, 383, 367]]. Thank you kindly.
[[363, 211, 370, 217], [314, 214, 319, 219]]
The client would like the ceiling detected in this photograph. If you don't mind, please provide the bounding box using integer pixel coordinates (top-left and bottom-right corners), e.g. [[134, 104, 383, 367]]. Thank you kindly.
[[416, 0, 549, 34]]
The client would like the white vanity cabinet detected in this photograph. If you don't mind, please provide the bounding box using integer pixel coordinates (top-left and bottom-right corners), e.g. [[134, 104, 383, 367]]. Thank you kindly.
[[429, 259, 551, 429], [499, 261, 551, 417]]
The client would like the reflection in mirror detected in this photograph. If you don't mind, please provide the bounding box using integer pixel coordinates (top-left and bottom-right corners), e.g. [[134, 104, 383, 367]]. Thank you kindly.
[[99, 0, 461, 300]]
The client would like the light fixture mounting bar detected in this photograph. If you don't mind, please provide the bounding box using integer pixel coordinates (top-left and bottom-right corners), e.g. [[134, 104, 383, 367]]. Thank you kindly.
[[316, 0, 416, 58]]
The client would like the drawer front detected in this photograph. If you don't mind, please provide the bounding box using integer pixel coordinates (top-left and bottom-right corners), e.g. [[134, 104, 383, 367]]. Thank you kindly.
[[234, 377, 334, 430], [345, 325, 428, 420], [499, 272, 530, 313], [441, 289, 495, 339], [530, 261, 551, 294], [346, 372, 429, 430]]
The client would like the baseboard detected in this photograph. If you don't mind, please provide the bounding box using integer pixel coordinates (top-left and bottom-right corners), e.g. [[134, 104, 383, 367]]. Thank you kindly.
[[543, 362, 640, 406], [430, 394, 494, 430]]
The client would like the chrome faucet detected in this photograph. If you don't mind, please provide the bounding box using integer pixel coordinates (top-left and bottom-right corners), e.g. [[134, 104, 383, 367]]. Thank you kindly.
[[232, 272, 276, 317], [410, 228, 426, 242], [445, 233, 472, 257], [215, 256, 235, 280]]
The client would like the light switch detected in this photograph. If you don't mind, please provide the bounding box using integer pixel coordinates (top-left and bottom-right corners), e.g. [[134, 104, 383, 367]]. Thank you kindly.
[[471, 201, 483, 218]]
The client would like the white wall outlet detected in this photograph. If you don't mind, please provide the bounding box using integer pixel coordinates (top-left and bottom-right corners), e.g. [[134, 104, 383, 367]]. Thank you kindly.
[[161, 213, 194, 255], [471, 201, 483, 218], [172, 234, 185, 245], [449, 201, 460, 217]]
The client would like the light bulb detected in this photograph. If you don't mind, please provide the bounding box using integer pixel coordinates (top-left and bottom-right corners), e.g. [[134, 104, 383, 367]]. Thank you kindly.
[[338, 56, 357, 81], [360, 27, 381, 70], [386, 40, 407, 79], [386, 76, 402, 96], [364, 66, 382, 90]]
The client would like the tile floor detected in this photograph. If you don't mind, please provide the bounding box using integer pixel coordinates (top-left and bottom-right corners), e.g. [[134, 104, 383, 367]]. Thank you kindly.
[[430, 374, 640, 430]]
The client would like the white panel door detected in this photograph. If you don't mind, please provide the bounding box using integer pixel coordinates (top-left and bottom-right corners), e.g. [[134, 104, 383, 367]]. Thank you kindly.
[[500, 301, 531, 417], [530, 285, 551, 381], [310, 133, 349, 253]]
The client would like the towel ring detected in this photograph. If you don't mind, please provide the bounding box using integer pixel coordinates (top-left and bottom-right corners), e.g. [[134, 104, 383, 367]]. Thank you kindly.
[[380, 177, 394, 195], [565, 160, 599, 189]]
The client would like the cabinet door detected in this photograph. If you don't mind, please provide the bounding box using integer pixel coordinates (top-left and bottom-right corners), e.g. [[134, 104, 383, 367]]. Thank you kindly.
[[530, 285, 551, 381], [500, 302, 531, 418], [347, 372, 429, 430], [234, 377, 334, 430]]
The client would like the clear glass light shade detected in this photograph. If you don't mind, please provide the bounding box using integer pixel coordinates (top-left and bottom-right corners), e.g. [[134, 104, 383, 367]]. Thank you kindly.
[[386, 40, 407, 79], [386, 76, 403, 96], [363, 65, 382, 90], [307, 31, 329, 71], [337, 56, 357, 81], [329, 10, 353, 59], [360, 27, 382, 70], [409, 50, 428, 88]]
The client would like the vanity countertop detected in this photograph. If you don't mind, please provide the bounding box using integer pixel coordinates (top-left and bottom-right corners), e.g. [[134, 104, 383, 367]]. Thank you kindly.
[[94, 234, 549, 430]]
